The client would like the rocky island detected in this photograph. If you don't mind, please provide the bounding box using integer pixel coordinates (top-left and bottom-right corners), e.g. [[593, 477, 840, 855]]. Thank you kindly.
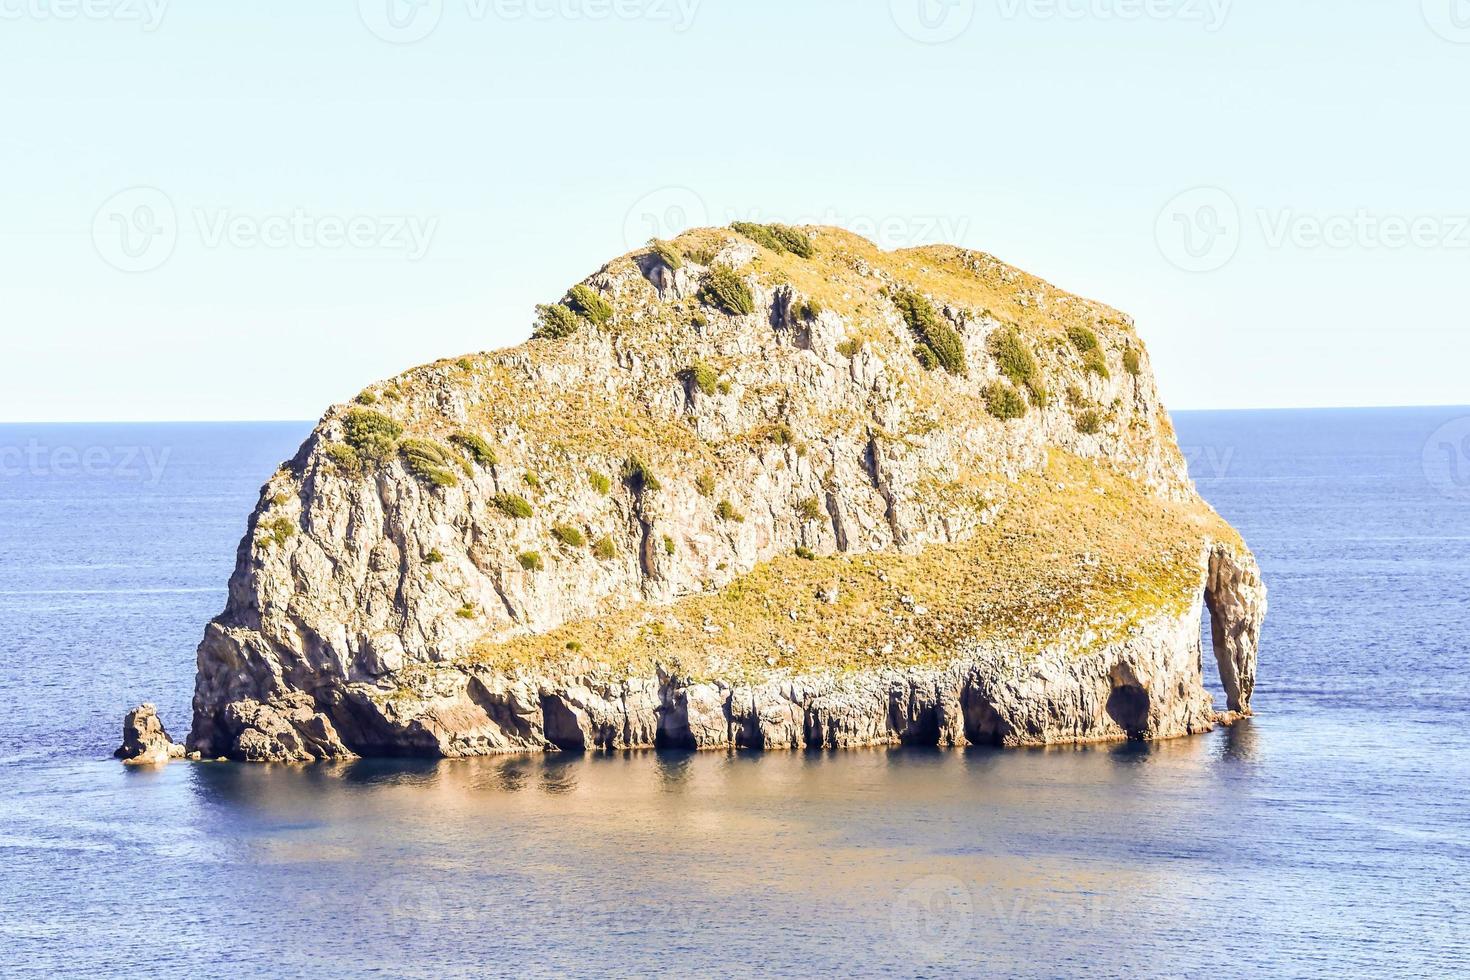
[[122, 224, 1265, 763]]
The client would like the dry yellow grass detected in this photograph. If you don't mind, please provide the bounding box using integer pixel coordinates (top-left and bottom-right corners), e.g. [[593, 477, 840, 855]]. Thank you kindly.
[[460, 453, 1231, 683]]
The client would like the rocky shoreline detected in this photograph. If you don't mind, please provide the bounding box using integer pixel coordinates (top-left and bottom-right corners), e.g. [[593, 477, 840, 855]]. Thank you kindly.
[[123, 543, 1263, 764]]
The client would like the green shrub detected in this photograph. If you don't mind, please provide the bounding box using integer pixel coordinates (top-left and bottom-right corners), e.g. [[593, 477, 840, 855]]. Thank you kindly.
[[769, 224, 815, 258], [1123, 348, 1141, 376], [257, 515, 295, 549], [323, 442, 362, 475], [662, 534, 676, 556], [593, 535, 617, 560], [989, 327, 1050, 406], [493, 493, 534, 518], [621, 455, 661, 493], [687, 247, 717, 266], [730, 221, 814, 258], [399, 439, 461, 488], [342, 408, 403, 463], [686, 361, 718, 396], [568, 284, 613, 327], [565, 640, 583, 652], [769, 423, 795, 446], [892, 289, 966, 376], [691, 310, 709, 329], [450, 432, 497, 467], [989, 328, 1037, 388], [1067, 326, 1110, 377], [716, 499, 745, 523], [699, 264, 755, 316], [1076, 409, 1104, 434], [534, 303, 581, 340], [730, 221, 784, 254], [796, 496, 823, 522], [426, 548, 444, 564], [795, 546, 816, 561], [836, 338, 861, 358], [456, 602, 477, 619], [552, 524, 586, 548], [795, 299, 822, 322], [456, 357, 474, 371], [354, 391, 377, 405], [1065, 384, 1088, 407], [523, 472, 541, 490], [983, 380, 1028, 421], [696, 473, 716, 497], [649, 238, 684, 270], [1066, 325, 1100, 353], [517, 551, 544, 572], [588, 471, 611, 494]]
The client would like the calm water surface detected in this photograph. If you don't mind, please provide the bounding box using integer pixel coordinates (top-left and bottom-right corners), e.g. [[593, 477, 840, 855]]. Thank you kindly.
[[1, 411, 1468, 977]]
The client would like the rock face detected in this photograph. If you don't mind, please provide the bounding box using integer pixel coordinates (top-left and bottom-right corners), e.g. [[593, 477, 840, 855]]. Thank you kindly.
[[115, 704, 184, 765], [177, 225, 1266, 763]]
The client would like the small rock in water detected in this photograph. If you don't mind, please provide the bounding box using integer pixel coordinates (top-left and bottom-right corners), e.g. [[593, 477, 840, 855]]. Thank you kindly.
[[114, 703, 184, 766]]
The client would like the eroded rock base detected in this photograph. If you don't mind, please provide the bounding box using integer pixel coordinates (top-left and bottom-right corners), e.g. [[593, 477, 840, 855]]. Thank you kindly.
[[187, 598, 1241, 763]]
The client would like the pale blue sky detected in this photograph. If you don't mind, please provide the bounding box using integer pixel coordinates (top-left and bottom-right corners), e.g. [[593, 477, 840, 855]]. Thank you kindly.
[[2, 1, 1466, 421]]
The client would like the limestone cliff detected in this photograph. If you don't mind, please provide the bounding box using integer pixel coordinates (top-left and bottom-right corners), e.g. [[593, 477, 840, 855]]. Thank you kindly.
[[170, 225, 1265, 763]]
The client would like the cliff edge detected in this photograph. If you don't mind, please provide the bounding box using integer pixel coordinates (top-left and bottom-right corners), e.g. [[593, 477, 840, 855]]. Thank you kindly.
[[158, 225, 1264, 763]]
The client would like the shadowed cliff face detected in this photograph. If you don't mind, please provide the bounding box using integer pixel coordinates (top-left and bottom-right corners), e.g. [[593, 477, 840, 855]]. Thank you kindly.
[[177, 225, 1265, 763]]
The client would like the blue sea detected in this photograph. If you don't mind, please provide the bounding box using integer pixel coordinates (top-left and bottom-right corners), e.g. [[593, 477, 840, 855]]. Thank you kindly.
[[1, 409, 1468, 978]]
